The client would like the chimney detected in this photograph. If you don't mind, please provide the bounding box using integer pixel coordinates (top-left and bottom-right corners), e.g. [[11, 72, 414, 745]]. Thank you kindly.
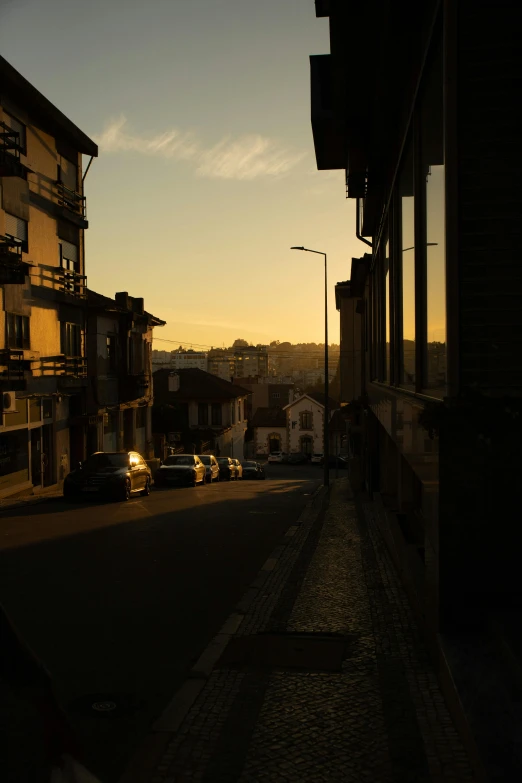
[[168, 372, 180, 393], [131, 297, 145, 315], [115, 292, 130, 310]]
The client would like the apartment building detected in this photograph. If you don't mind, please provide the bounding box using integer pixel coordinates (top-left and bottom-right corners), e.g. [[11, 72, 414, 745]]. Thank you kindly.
[[0, 55, 97, 498]]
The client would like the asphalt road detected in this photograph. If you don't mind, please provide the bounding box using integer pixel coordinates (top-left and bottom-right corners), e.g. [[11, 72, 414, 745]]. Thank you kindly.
[[0, 463, 328, 782]]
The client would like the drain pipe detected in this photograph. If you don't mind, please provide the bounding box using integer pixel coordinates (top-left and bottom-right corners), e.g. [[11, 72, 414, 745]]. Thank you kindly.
[[356, 197, 373, 248], [82, 156, 94, 184]]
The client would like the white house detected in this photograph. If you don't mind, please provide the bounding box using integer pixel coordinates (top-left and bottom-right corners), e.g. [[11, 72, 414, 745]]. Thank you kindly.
[[251, 407, 287, 456], [283, 393, 339, 456]]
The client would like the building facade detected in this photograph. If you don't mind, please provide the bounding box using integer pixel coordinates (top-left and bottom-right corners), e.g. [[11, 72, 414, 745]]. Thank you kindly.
[[85, 291, 165, 459], [152, 368, 249, 458], [0, 56, 97, 498], [310, 4, 522, 771]]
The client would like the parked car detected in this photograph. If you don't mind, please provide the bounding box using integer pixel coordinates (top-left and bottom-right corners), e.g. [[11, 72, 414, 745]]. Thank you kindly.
[[63, 451, 151, 501], [287, 452, 309, 465], [267, 451, 287, 464], [241, 460, 265, 480], [155, 454, 206, 487], [311, 452, 323, 465], [198, 454, 220, 483], [217, 457, 238, 480], [231, 458, 243, 479]]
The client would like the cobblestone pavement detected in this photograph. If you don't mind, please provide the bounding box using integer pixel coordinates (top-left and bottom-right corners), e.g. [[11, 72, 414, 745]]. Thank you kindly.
[[150, 480, 474, 782]]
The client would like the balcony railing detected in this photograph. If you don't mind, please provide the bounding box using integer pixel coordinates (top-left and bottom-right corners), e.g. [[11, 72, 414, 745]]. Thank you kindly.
[[35, 355, 87, 383], [0, 234, 23, 261], [0, 121, 28, 178], [0, 348, 25, 386], [55, 181, 86, 219], [31, 264, 87, 298], [0, 235, 26, 284]]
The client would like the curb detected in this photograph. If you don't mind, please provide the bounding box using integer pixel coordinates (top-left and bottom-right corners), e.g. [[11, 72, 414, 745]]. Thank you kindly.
[[118, 482, 328, 783]]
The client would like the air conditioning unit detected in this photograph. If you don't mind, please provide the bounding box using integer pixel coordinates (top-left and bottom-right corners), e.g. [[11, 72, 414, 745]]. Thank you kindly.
[[2, 391, 18, 413]]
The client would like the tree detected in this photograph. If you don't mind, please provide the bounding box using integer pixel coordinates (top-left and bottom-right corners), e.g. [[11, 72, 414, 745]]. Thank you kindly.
[[232, 338, 249, 348]]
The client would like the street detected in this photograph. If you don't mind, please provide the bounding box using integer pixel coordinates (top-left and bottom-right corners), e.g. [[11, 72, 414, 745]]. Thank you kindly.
[[0, 463, 327, 782]]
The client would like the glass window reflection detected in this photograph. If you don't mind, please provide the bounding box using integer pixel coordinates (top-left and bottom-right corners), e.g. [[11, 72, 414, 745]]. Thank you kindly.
[[400, 137, 415, 386]]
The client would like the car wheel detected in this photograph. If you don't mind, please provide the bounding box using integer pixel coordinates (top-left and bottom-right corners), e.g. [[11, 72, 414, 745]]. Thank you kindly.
[[141, 478, 151, 496], [121, 480, 131, 501]]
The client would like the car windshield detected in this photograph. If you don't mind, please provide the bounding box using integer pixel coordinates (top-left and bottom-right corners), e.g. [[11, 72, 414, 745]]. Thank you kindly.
[[198, 456, 211, 464], [164, 456, 194, 466], [86, 453, 129, 469], [242, 461, 256, 467], [217, 458, 229, 464]]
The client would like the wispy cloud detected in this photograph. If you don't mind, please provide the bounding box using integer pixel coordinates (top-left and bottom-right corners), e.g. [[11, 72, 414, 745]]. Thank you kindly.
[[94, 115, 306, 181], [95, 115, 199, 160], [196, 135, 305, 181]]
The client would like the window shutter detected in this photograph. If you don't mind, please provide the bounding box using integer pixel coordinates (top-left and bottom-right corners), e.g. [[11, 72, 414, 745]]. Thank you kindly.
[[5, 212, 27, 241], [60, 240, 78, 262]]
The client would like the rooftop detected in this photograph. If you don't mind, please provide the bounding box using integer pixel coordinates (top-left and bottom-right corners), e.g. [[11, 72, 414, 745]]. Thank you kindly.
[[251, 407, 287, 428], [153, 368, 251, 401]]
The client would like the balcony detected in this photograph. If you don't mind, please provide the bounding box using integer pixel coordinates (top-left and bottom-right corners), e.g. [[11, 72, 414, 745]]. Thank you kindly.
[[310, 54, 346, 170], [33, 355, 87, 387], [0, 121, 30, 179], [31, 264, 87, 299], [0, 235, 27, 285], [0, 349, 26, 390], [120, 372, 151, 402], [55, 181, 88, 227]]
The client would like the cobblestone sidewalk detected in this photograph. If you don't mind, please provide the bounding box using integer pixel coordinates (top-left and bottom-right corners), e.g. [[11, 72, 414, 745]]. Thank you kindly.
[[149, 480, 474, 783]]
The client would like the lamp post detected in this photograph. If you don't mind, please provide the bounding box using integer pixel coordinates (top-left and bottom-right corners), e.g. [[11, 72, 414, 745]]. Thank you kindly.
[[291, 246, 329, 487]]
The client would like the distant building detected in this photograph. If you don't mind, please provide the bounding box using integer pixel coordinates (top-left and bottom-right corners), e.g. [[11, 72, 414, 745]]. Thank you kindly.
[[234, 345, 268, 378], [171, 350, 207, 371]]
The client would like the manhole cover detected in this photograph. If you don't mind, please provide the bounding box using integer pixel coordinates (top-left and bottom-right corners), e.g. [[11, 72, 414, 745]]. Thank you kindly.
[[92, 701, 117, 712], [218, 633, 351, 672], [69, 693, 142, 718]]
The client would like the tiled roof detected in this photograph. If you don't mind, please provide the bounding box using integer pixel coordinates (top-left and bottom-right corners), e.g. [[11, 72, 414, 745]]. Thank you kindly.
[[251, 407, 286, 428], [153, 368, 251, 401]]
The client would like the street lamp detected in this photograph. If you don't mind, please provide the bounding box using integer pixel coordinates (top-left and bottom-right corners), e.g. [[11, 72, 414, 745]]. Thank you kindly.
[[290, 246, 329, 487]]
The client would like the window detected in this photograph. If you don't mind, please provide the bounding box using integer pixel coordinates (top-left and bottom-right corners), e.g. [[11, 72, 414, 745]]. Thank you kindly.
[[420, 37, 446, 395], [211, 403, 222, 425], [383, 239, 391, 383], [58, 156, 78, 192], [59, 240, 79, 293], [4, 113, 26, 154], [62, 323, 81, 357], [231, 402, 236, 425], [272, 392, 280, 399], [399, 134, 415, 386], [136, 407, 147, 429], [106, 335, 117, 374], [4, 213, 28, 253], [104, 412, 118, 435], [300, 411, 313, 430], [6, 313, 30, 350], [198, 403, 209, 425]]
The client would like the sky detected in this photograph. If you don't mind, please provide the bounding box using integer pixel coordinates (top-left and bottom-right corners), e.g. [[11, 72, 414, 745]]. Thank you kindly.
[[0, 0, 367, 349]]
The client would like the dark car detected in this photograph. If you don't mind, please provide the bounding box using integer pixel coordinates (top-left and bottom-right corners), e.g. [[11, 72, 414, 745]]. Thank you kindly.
[[63, 451, 151, 501], [217, 457, 237, 480], [155, 454, 206, 487], [287, 452, 309, 465], [241, 460, 265, 480]]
